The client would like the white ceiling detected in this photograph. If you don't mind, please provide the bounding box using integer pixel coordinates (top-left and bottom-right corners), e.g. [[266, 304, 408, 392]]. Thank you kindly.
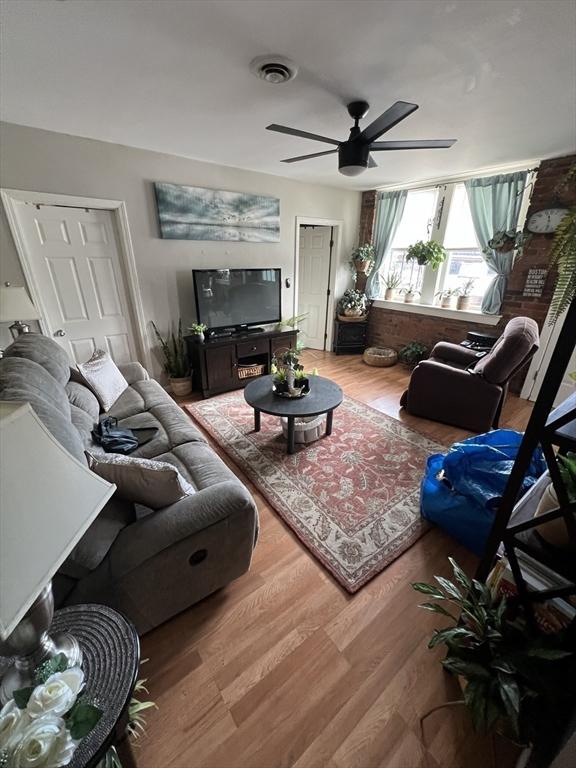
[[1, 0, 575, 190]]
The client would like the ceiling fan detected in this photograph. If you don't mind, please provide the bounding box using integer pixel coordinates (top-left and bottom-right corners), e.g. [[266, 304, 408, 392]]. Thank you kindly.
[[266, 100, 456, 176]]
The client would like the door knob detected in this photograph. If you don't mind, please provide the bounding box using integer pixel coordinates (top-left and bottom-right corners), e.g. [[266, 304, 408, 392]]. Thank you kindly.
[[54, 329, 66, 337]]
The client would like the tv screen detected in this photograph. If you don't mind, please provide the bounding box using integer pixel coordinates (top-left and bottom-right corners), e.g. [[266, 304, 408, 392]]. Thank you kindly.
[[193, 268, 281, 331]]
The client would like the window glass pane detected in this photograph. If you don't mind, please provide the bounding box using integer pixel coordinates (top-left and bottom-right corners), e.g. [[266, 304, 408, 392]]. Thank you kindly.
[[443, 184, 479, 248], [380, 188, 438, 294]]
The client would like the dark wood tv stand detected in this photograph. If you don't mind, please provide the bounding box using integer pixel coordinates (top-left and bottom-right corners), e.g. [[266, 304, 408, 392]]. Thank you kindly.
[[186, 328, 298, 399]]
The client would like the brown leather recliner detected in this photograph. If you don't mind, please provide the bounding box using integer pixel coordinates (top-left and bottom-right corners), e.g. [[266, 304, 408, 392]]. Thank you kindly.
[[399, 317, 539, 433]]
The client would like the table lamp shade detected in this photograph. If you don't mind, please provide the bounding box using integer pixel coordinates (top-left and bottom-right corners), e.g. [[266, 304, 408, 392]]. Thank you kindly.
[[0, 402, 115, 639], [0, 286, 40, 322]]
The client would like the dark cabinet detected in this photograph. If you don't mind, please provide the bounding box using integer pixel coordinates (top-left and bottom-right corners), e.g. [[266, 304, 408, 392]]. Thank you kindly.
[[333, 320, 367, 355], [187, 329, 297, 398]]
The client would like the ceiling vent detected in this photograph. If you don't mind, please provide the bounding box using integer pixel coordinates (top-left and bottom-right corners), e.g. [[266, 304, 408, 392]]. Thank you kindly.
[[250, 55, 298, 84]]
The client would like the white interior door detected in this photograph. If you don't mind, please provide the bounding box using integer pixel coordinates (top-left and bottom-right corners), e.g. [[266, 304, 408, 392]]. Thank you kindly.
[[13, 204, 137, 365], [521, 306, 576, 406], [297, 226, 332, 350]]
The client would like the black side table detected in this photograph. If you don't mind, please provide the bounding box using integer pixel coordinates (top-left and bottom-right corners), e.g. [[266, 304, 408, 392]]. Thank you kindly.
[[51, 605, 140, 768], [333, 319, 368, 355]]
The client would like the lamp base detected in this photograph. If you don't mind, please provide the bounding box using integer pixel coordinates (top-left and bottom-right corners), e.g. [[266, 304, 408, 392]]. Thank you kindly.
[[0, 584, 83, 704]]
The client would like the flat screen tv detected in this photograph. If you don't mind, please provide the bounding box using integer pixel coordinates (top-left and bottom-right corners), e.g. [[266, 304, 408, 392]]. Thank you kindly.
[[193, 268, 282, 333]]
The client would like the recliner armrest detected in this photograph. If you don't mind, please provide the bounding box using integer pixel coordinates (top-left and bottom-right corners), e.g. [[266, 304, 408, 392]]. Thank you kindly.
[[430, 342, 481, 368], [118, 361, 150, 384]]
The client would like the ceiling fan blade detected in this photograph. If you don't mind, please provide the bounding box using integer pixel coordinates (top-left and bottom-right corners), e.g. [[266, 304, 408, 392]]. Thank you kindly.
[[266, 124, 340, 146], [357, 101, 419, 144], [370, 139, 457, 150], [368, 155, 378, 168], [281, 149, 338, 163]]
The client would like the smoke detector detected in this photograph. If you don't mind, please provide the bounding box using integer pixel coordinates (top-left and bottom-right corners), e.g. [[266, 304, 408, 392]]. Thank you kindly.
[[250, 55, 298, 84]]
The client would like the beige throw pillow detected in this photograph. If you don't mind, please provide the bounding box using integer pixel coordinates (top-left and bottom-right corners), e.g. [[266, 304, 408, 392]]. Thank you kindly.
[[87, 452, 195, 509], [77, 350, 128, 412]]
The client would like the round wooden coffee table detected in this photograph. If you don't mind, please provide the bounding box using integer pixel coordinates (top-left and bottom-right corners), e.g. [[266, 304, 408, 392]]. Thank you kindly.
[[244, 374, 343, 454]]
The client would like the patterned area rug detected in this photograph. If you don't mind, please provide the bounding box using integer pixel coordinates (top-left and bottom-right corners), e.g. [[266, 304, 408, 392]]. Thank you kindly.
[[185, 393, 445, 592]]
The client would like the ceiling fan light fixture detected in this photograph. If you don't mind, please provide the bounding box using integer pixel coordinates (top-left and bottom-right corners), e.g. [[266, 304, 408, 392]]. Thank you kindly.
[[250, 55, 298, 84], [339, 164, 367, 177]]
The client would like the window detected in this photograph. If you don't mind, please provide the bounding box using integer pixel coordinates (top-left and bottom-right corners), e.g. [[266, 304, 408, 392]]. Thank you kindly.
[[378, 182, 497, 311]]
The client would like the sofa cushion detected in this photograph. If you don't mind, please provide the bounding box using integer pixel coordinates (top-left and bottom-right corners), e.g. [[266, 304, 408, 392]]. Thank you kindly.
[[155, 442, 238, 491], [108, 379, 169, 420], [0, 357, 85, 463], [87, 451, 196, 509], [474, 317, 539, 385], [116, 403, 207, 459], [66, 381, 100, 422], [3, 333, 71, 386], [70, 403, 96, 447], [78, 350, 129, 411]]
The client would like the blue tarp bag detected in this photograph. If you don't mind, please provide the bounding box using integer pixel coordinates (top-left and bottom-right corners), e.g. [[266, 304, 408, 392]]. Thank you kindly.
[[421, 430, 546, 556]]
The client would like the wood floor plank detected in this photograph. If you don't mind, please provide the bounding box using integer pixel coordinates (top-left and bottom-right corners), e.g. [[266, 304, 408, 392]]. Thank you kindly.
[[139, 351, 532, 768]]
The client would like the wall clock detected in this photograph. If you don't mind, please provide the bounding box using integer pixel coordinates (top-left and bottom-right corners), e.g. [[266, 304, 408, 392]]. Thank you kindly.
[[526, 207, 569, 234]]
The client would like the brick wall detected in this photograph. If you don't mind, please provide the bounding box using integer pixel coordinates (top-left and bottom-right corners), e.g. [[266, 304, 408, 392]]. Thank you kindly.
[[359, 190, 377, 245], [364, 153, 576, 391]]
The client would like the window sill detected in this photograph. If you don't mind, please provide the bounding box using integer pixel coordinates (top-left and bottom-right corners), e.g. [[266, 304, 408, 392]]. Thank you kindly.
[[371, 299, 501, 326]]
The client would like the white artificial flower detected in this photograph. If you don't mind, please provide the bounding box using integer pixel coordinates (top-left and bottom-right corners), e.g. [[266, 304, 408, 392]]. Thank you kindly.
[[11, 715, 76, 768], [26, 667, 84, 720], [0, 699, 31, 751]]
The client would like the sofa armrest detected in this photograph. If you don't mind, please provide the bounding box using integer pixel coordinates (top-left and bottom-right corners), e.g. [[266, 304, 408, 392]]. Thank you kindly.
[[430, 341, 481, 368], [108, 480, 258, 578], [118, 361, 150, 384], [406, 360, 503, 432]]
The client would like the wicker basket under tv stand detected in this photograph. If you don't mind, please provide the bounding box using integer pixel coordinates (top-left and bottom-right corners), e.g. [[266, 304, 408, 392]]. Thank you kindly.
[[186, 328, 297, 399]]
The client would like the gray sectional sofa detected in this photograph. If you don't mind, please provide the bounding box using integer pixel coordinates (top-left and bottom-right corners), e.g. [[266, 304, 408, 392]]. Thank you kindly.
[[0, 334, 258, 634]]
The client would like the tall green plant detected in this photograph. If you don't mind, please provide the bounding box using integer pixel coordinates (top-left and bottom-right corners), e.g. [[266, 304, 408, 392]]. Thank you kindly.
[[549, 193, 576, 323], [151, 319, 189, 378], [412, 559, 573, 743]]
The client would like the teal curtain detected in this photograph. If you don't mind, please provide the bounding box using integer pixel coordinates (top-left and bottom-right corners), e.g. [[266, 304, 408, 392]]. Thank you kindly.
[[366, 190, 407, 299], [465, 171, 528, 314]]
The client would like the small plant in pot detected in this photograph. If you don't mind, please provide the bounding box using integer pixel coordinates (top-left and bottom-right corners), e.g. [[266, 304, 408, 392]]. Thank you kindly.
[[456, 279, 476, 310], [399, 284, 420, 304], [398, 341, 428, 367], [337, 289, 368, 319], [188, 322, 207, 343], [412, 558, 574, 746], [350, 243, 375, 276], [151, 319, 192, 396], [271, 348, 316, 398], [406, 240, 447, 270], [382, 270, 402, 301], [436, 288, 458, 309]]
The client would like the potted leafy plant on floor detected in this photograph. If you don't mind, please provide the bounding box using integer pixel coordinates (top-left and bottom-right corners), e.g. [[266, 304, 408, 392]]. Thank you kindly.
[[406, 240, 447, 270], [350, 243, 376, 277], [456, 279, 475, 310], [398, 341, 428, 367], [151, 319, 192, 396], [382, 270, 402, 301], [399, 284, 420, 304], [188, 322, 207, 343], [412, 558, 573, 747]]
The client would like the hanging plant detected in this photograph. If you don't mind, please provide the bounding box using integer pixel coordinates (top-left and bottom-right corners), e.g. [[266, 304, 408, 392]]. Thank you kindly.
[[405, 240, 447, 270], [350, 244, 375, 276], [548, 166, 576, 324], [483, 230, 531, 257]]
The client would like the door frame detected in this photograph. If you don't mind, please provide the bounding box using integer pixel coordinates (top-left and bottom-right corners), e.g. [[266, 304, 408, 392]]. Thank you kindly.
[[520, 305, 572, 402], [294, 216, 342, 352], [1, 188, 151, 370]]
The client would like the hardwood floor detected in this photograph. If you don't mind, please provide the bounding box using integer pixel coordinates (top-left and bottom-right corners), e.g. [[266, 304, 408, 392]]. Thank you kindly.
[[139, 352, 532, 768]]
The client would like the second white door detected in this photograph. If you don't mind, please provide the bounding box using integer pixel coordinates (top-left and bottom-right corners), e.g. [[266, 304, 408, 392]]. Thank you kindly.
[[297, 226, 332, 350], [11, 203, 138, 366]]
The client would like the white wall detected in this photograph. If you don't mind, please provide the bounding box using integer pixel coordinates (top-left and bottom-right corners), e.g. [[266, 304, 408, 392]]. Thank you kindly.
[[0, 122, 360, 373]]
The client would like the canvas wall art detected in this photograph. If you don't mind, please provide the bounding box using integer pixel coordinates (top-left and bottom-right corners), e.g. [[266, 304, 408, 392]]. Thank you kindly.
[[154, 182, 280, 242]]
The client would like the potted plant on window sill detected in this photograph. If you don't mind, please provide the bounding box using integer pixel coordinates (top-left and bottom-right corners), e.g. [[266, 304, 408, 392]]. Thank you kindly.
[[382, 270, 402, 301], [436, 288, 458, 309], [406, 240, 447, 270], [399, 285, 420, 304], [455, 279, 476, 311], [350, 243, 376, 277], [151, 319, 192, 396]]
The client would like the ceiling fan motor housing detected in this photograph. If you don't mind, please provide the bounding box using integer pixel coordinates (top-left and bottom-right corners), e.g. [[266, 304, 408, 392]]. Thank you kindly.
[[338, 141, 370, 175]]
